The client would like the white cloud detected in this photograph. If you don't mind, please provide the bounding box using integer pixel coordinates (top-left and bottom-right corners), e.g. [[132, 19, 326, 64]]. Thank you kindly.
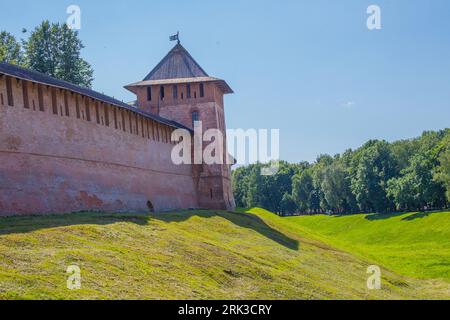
[[341, 101, 356, 108]]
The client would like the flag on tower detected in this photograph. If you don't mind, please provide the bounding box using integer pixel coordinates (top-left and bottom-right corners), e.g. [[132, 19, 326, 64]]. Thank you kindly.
[[170, 32, 180, 43]]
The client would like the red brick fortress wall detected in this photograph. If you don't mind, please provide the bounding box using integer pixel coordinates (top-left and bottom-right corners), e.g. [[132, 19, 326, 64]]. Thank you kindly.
[[0, 75, 198, 216], [137, 81, 235, 211]]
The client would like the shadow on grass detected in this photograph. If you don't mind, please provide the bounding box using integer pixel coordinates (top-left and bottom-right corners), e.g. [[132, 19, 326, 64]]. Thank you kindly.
[[0, 210, 299, 251], [365, 212, 406, 221], [365, 210, 444, 221], [401, 211, 440, 221], [0, 212, 150, 236], [152, 210, 299, 251]]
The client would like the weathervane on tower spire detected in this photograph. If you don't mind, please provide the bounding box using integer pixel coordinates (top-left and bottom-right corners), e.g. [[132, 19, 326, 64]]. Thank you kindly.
[[170, 31, 180, 44]]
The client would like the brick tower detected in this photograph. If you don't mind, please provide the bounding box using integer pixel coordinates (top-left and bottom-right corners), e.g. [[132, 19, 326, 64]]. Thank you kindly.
[[125, 42, 235, 210]]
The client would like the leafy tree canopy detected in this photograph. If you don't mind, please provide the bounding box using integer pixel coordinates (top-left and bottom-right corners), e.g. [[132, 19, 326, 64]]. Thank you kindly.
[[1, 21, 94, 88], [0, 31, 23, 65], [232, 129, 450, 215]]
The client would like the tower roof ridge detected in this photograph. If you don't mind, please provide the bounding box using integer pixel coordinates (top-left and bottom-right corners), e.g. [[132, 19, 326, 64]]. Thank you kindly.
[[143, 43, 209, 81]]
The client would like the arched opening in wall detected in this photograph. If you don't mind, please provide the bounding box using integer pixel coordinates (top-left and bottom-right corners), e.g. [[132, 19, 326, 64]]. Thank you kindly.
[[147, 200, 155, 213]]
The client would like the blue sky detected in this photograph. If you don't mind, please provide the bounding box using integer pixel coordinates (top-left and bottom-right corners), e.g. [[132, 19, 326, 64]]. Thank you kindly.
[[1, 0, 449, 162]]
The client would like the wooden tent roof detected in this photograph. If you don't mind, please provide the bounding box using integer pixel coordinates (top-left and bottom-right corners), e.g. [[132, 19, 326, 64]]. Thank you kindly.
[[144, 43, 209, 81], [125, 43, 233, 94]]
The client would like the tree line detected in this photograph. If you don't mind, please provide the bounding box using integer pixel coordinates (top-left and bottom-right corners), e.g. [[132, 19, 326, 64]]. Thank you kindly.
[[0, 20, 93, 88], [232, 129, 450, 215]]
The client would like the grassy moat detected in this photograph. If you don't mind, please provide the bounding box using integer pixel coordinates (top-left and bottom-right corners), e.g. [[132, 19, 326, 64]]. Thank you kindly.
[[0, 209, 449, 299]]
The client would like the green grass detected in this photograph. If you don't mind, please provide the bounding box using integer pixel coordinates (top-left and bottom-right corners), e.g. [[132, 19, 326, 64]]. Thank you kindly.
[[0, 210, 449, 299], [246, 208, 450, 282]]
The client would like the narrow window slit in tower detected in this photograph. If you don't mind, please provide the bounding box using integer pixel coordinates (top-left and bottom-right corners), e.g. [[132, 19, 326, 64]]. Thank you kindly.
[[200, 83, 204, 98], [173, 85, 178, 99], [192, 111, 199, 128], [186, 84, 191, 99]]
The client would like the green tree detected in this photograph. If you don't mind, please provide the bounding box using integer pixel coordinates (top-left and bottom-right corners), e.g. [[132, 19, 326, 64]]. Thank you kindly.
[[310, 155, 334, 212], [0, 31, 23, 65], [390, 138, 419, 172], [56, 24, 93, 87], [292, 169, 319, 213], [350, 141, 397, 212], [387, 153, 446, 210], [435, 151, 450, 203], [386, 174, 417, 211], [246, 161, 298, 213], [232, 130, 450, 215], [321, 162, 355, 214], [434, 134, 450, 203], [24, 21, 93, 87], [232, 166, 251, 208], [280, 192, 297, 216]]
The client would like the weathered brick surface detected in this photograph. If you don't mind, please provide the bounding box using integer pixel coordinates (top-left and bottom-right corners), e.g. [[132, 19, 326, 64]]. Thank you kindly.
[[134, 81, 235, 211], [0, 62, 236, 216], [0, 76, 198, 215]]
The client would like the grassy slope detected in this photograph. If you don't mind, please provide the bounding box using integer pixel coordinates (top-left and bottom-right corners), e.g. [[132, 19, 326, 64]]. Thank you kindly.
[[246, 208, 450, 282], [0, 210, 448, 300]]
